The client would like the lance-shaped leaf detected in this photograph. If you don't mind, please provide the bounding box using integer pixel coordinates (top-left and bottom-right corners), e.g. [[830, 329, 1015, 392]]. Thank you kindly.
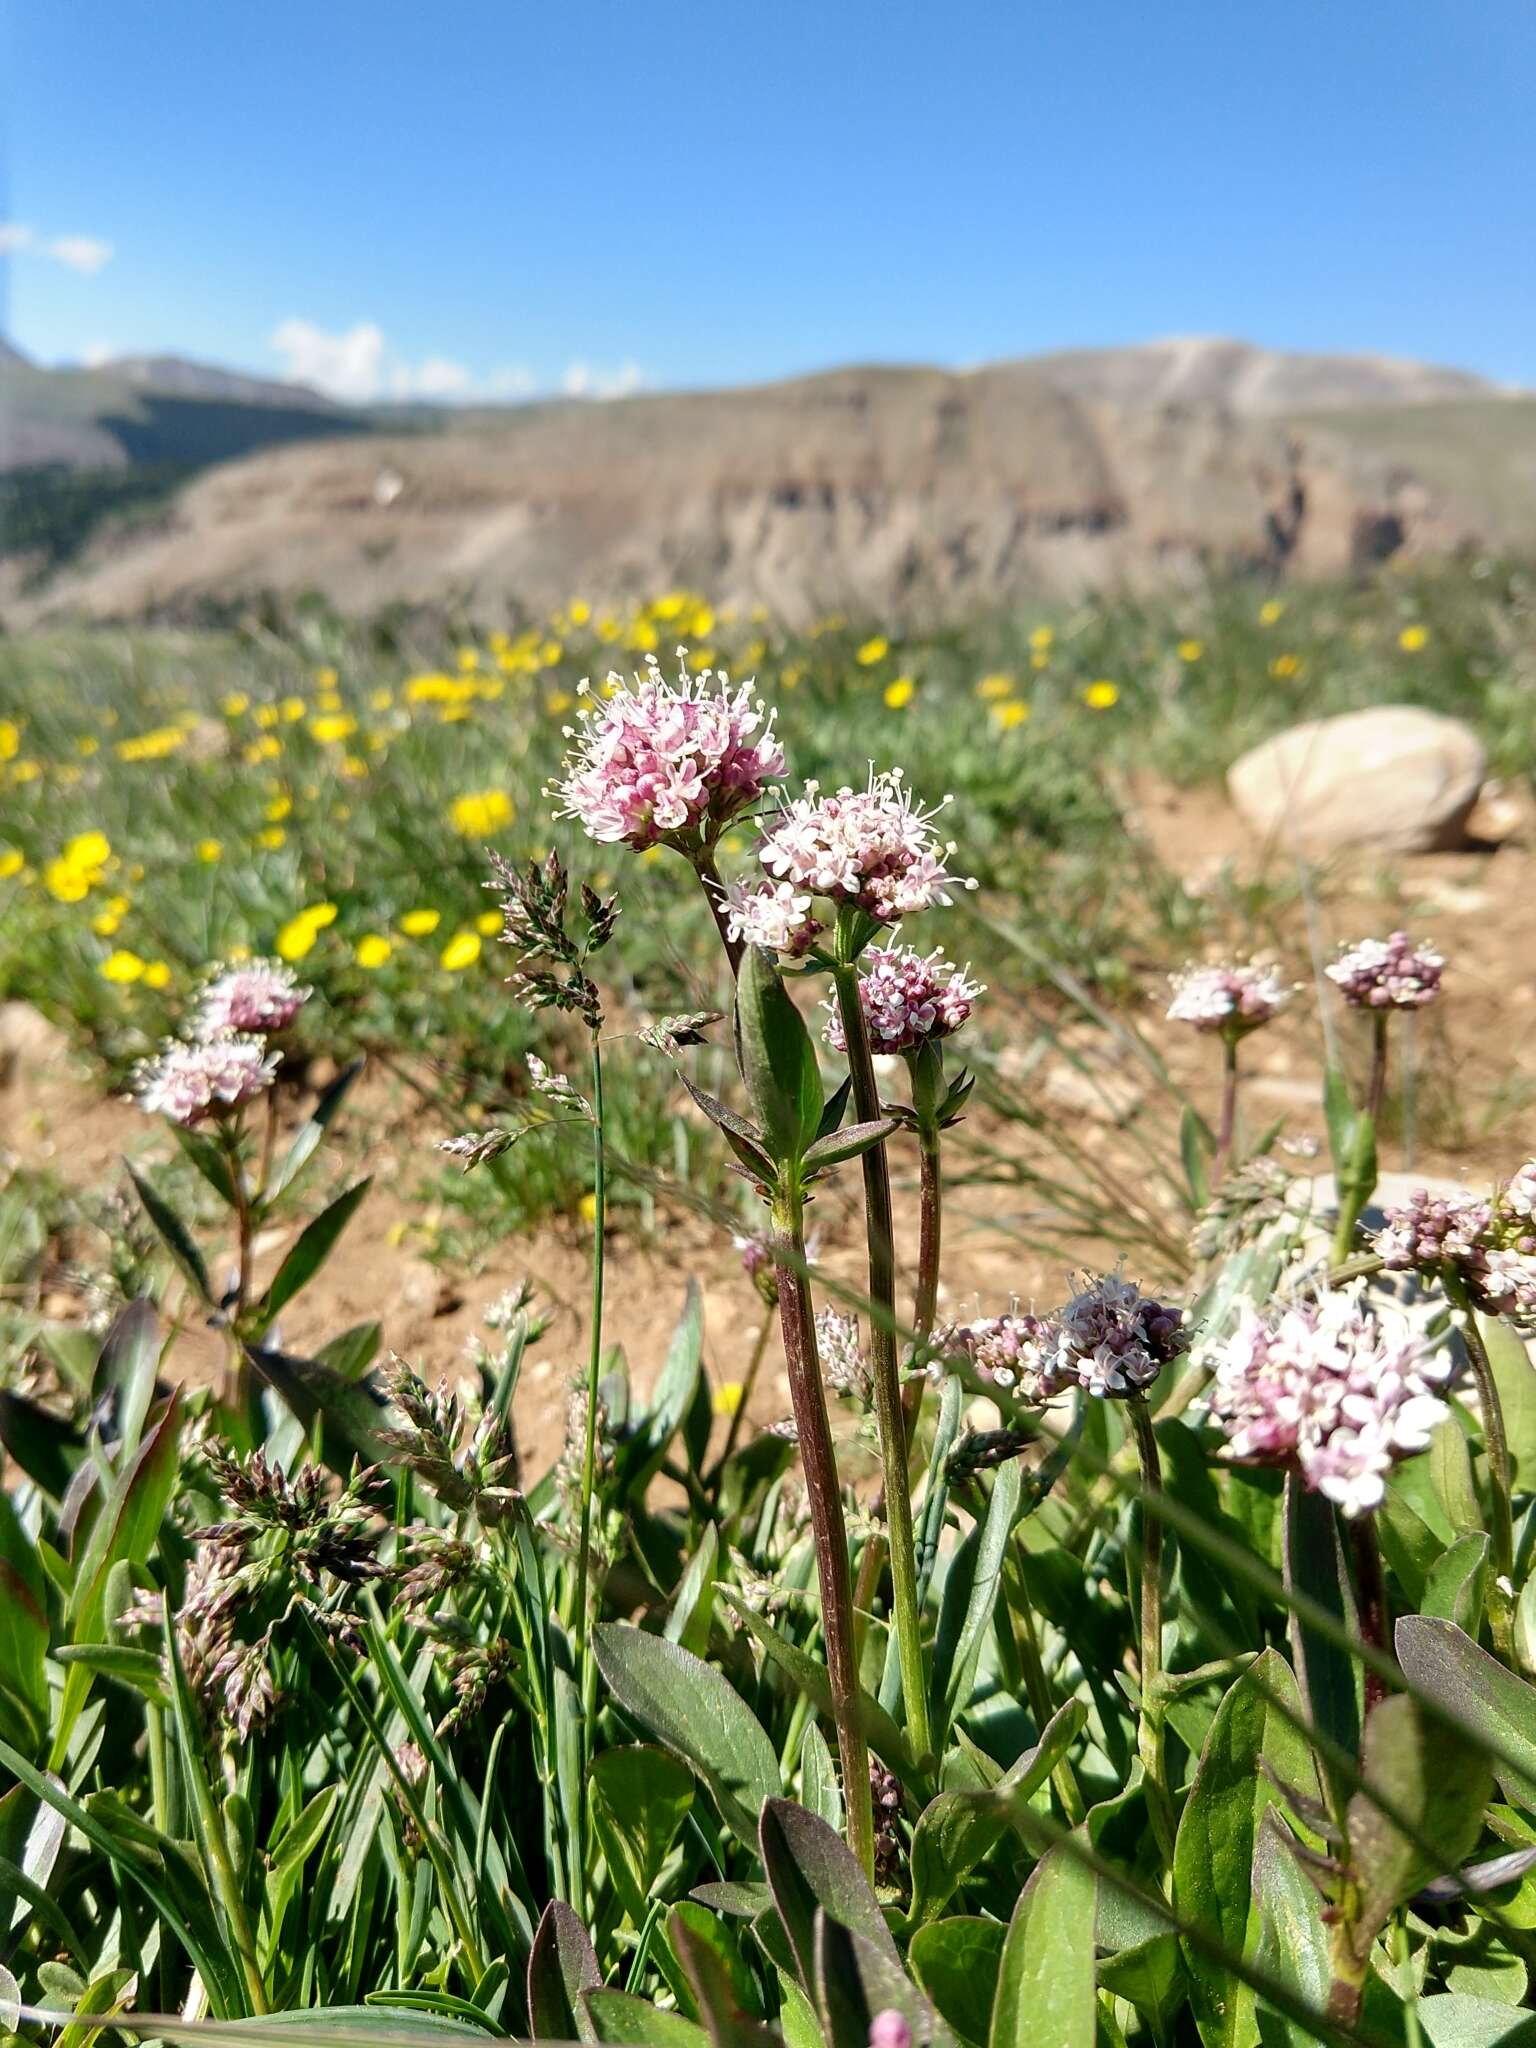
[[990, 1839, 1097, 2048], [736, 945, 823, 1165], [269, 1054, 365, 1198], [758, 1797, 900, 1997], [1396, 1616, 1536, 1810], [800, 1117, 902, 1176], [127, 1163, 212, 1305], [670, 1912, 781, 2048], [909, 1917, 1006, 2048], [1172, 1646, 1320, 2048], [590, 1747, 694, 1932], [527, 1899, 600, 2044], [1342, 1691, 1491, 1971], [255, 1176, 372, 1329], [594, 1625, 781, 1848]]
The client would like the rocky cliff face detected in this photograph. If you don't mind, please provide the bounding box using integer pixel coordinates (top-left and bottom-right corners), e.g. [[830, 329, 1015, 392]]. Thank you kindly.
[[17, 352, 1495, 624]]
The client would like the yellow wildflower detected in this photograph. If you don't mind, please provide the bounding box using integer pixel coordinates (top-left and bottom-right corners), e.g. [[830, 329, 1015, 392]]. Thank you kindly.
[[244, 736, 282, 764], [370, 687, 394, 711], [1259, 599, 1284, 626], [855, 636, 889, 666], [197, 839, 223, 863], [976, 673, 1015, 701], [440, 931, 481, 971], [265, 794, 293, 822], [257, 827, 287, 851], [100, 949, 146, 983], [222, 693, 250, 718], [280, 696, 307, 723], [1028, 625, 1055, 652], [1269, 654, 1303, 680], [713, 1382, 744, 1418], [884, 676, 916, 709], [92, 910, 122, 936], [476, 909, 503, 935], [0, 849, 23, 879], [578, 1191, 599, 1225], [355, 934, 392, 969], [449, 789, 514, 836], [0, 721, 19, 760], [115, 726, 186, 762], [76, 735, 99, 756], [547, 690, 574, 716], [341, 755, 368, 780], [400, 908, 441, 937], [254, 704, 280, 729], [568, 598, 591, 626], [1177, 639, 1204, 662], [308, 713, 357, 744], [1399, 624, 1429, 652], [143, 961, 171, 990], [1083, 680, 1120, 710], [992, 701, 1031, 730], [314, 665, 339, 689]]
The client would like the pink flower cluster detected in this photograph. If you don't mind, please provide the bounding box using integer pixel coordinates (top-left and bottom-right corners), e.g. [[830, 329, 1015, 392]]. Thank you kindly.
[[756, 768, 974, 925], [134, 1033, 279, 1125], [936, 1307, 1052, 1400], [1378, 1164, 1536, 1320], [197, 958, 309, 1035], [1326, 932, 1444, 1009], [724, 880, 824, 957], [939, 1272, 1185, 1403], [1166, 962, 1290, 1035], [816, 1306, 873, 1405], [552, 653, 784, 850], [824, 944, 981, 1056], [1209, 1288, 1451, 1517]]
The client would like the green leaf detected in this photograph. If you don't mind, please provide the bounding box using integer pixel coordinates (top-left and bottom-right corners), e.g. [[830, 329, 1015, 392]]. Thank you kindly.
[[665, 1520, 719, 1658], [989, 1838, 1097, 2048], [1344, 1692, 1492, 1968], [909, 1917, 1006, 2048], [590, 1746, 694, 1931], [1424, 1533, 1491, 1635], [126, 1162, 212, 1304], [1322, 1062, 1356, 1176], [526, 1899, 600, 2044], [1250, 1809, 1330, 2048], [813, 1912, 921, 2048], [907, 1698, 1085, 1928], [585, 1992, 708, 2048], [798, 1721, 842, 1835], [54, 1643, 169, 1707], [931, 1459, 1021, 1750], [800, 1117, 902, 1175], [1479, 1316, 1536, 1491], [616, 1282, 702, 1489], [269, 1054, 365, 1198], [736, 945, 822, 1164], [670, 1910, 783, 2048], [1396, 1616, 1536, 1809], [594, 1625, 781, 1849], [256, 1177, 372, 1329], [1416, 1996, 1536, 2048], [1282, 1476, 1358, 1821], [1172, 1646, 1320, 2048], [171, 1123, 239, 1207], [91, 1296, 162, 1457], [0, 1388, 82, 1498], [313, 1321, 383, 1381], [361, 1993, 502, 2034], [758, 1797, 899, 1996]]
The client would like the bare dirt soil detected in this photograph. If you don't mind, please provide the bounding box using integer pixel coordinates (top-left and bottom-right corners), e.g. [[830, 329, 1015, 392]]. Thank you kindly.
[[5, 779, 1533, 1477]]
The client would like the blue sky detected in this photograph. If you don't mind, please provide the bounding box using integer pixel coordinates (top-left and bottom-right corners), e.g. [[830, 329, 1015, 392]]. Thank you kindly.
[[6, 0, 1535, 400]]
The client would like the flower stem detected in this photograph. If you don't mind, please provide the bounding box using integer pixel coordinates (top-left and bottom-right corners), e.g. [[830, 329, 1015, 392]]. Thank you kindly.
[[1128, 1393, 1176, 1868], [914, 1115, 942, 1341], [1213, 1034, 1240, 1185], [1444, 1269, 1517, 1657], [1350, 1511, 1391, 1714], [692, 847, 743, 978], [575, 1032, 607, 1899], [1367, 1012, 1390, 1127], [831, 958, 932, 1764], [771, 1185, 875, 1876]]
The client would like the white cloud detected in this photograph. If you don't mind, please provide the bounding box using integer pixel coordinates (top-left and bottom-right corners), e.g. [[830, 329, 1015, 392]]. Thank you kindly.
[[48, 235, 114, 275], [0, 222, 33, 254], [270, 317, 643, 408], [81, 341, 115, 368], [561, 359, 645, 401]]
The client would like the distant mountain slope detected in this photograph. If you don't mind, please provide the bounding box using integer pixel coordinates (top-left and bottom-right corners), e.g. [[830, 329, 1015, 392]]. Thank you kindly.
[[4, 338, 1530, 621], [104, 354, 345, 414], [1027, 337, 1501, 415]]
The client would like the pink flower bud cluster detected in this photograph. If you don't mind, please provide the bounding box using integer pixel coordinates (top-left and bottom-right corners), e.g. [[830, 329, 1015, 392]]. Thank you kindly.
[[1166, 962, 1290, 1035], [1326, 932, 1444, 1010], [134, 1033, 279, 1125], [1043, 1271, 1187, 1398], [935, 1308, 1053, 1400], [824, 944, 982, 1056], [756, 768, 974, 926], [1209, 1288, 1451, 1517], [552, 652, 784, 850], [816, 1306, 873, 1405], [196, 958, 309, 1035], [1378, 1164, 1536, 1320]]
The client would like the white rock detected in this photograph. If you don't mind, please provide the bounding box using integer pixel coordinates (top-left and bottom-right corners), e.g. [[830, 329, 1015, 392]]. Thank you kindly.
[[1228, 705, 1485, 854]]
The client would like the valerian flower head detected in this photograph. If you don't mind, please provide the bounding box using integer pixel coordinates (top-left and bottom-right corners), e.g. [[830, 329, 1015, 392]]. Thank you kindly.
[[724, 879, 825, 957], [551, 651, 784, 850], [756, 767, 975, 926], [1377, 1163, 1536, 1321], [196, 957, 309, 1035], [1166, 962, 1290, 1036], [935, 1308, 1054, 1400], [1208, 1287, 1451, 1516], [134, 1032, 279, 1124], [824, 943, 982, 1056], [816, 1306, 873, 1407], [1326, 932, 1444, 1010], [1043, 1271, 1188, 1399], [734, 1230, 779, 1307]]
